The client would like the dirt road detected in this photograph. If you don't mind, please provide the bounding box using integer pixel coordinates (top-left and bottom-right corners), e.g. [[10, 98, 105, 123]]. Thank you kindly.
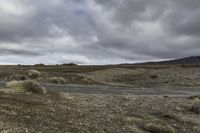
[[0, 80, 200, 96], [44, 83, 200, 96]]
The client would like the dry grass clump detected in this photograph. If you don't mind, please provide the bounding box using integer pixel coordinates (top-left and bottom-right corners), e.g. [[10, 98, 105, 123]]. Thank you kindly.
[[6, 74, 30, 81], [49, 77, 66, 84], [191, 98, 200, 114], [6, 80, 46, 94], [189, 95, 200, 99], [58, 92, 74, 99], [27, 69, 41, 79], [144, 123, 175, 133]]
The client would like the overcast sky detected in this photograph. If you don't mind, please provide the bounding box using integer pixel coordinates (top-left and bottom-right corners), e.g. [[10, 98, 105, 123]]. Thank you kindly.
[[0, 0, 200, 64]]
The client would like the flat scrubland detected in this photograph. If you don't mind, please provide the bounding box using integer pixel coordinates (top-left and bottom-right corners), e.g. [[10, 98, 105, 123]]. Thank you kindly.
[[1, 64, 200, 88], [0, 64, 200, 133]]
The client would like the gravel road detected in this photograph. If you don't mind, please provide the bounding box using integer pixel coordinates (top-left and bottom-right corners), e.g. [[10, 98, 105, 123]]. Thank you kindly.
[[43, 83, 200, 96], [0, 80, 200, 96]]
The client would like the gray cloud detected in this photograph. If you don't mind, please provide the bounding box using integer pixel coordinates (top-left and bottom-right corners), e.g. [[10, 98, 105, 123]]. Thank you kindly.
[[0, 0, 200, 64]]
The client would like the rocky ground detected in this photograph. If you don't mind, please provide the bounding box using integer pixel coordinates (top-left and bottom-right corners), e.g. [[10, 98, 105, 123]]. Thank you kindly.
[[0, 92, 200, 133], [0, 65, 200, 133], [82, 67, 200, 88]]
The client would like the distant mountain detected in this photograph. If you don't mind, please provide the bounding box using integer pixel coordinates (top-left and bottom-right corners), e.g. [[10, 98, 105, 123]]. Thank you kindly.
[[139, 56, 200, 65]]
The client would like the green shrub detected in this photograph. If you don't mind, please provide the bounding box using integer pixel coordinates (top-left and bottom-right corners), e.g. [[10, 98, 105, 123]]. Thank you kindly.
[[6, 80, 46, 94], [144, 123, 175, 133], [49, 77, 66, 84], [27, 69, 41, 79]]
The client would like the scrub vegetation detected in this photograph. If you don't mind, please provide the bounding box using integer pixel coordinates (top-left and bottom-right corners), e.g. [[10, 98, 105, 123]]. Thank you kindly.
[[0, 64, 200, 132]]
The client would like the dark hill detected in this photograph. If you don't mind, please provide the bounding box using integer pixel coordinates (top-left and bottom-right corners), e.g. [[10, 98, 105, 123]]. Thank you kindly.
[[139, 56, 200, 65]]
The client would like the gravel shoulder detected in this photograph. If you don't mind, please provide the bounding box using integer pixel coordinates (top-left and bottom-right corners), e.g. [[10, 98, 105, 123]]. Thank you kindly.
[[0, 92, 200, 133]]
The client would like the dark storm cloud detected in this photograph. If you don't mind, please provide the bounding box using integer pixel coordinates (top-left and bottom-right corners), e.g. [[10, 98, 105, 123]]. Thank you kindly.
[[162, 0, 200, 36], [0, 0, 200, 64], [0, 48, 40, 56], [92, 0, 200, 59], [0, 0, 95, 42]]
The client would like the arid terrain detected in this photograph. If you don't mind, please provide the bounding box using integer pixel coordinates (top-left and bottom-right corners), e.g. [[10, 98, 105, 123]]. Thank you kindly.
[[2, 64, 200, 88], [0, 64, 200, 133], [0, 0, 200, 132]]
